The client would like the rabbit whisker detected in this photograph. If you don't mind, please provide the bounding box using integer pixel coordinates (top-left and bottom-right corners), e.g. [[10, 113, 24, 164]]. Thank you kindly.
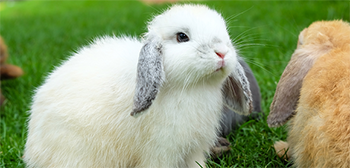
[[231, 27, 260, 44], [226, 6, 254, 24], [243, 58, 274, 75]]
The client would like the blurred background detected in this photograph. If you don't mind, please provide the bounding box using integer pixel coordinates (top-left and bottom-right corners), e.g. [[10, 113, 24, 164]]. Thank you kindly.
[[0, 0, 348, 167]]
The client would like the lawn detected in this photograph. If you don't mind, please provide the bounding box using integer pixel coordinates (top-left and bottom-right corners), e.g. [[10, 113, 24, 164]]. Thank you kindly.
[[0, 0, 348, 167]]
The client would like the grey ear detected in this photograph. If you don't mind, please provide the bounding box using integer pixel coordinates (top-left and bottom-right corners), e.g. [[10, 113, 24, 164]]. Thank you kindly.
[[267, 50, 316, 127], [131, 41, 164, 117], [222, 60, 253, 116], [219, 59, 262, 137]]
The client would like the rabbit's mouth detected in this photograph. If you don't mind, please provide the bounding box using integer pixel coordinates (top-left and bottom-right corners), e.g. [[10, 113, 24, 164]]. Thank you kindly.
[[215, 59, 225, 71], [215, 67, 223, 72]]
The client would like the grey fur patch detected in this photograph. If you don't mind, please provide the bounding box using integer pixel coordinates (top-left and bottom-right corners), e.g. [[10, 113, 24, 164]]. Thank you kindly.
[[131, 42, 164, 117], [222, 61, 253, 116]]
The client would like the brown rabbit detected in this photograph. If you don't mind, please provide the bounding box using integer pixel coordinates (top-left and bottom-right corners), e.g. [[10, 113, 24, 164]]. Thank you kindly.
[[0, 36, 23, 105], [267, 20, 350, 167]]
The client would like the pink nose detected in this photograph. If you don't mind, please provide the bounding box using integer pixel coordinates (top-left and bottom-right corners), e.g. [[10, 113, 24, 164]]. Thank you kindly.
[[216, 52, 225, 58]]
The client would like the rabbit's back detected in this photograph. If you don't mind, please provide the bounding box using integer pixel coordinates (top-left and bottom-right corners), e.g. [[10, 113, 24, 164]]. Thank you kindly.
[[30, 36, 141, 127], [288, 47, 350, 167], [24, 37, 144, 167]]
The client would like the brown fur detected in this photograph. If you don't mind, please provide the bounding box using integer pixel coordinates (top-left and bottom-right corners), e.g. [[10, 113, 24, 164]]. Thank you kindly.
[[268, 20, 350, 167], [0, 36, 23, 106]]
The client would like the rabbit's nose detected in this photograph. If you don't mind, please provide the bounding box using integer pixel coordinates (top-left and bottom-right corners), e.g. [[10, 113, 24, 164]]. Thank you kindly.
[[216, 52, 226, 58], [214, 45, 228, 58]]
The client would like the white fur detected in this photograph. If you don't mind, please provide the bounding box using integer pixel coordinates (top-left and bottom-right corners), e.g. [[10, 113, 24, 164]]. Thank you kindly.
[[24, 4, 242, 168]]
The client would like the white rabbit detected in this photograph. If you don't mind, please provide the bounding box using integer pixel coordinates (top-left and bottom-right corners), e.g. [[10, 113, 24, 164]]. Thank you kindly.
[[24, 4, 252, 168]]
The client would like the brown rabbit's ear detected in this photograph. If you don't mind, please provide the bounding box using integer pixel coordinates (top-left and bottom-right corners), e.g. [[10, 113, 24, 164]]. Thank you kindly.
[[131, 40, 165, 117], [267, 49, 317, 127], [297, 28, 307, 48], [222, 61, 253, 116]]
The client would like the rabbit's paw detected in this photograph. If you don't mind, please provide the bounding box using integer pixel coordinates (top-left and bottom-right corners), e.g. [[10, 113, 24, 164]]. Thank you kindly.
[[210, 137, 231, 159]]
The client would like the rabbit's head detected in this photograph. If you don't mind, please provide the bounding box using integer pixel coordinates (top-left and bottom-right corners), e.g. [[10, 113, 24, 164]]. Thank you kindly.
[[131, 4, 252, 117], [267, 20, 350, 127]]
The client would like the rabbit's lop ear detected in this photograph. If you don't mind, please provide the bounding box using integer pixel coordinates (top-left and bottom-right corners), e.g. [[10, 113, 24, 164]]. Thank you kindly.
[[223, 61, 253, 115], [131, 40, 165, 117], [267, 49, 316, 127]]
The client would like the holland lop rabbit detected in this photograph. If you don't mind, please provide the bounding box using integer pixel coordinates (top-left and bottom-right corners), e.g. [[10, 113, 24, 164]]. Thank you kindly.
[[24, 4, 253, 168], [268, 20, 350, 167]]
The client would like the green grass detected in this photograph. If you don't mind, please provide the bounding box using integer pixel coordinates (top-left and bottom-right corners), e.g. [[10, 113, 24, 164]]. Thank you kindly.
[[0, 0, 348, 167]]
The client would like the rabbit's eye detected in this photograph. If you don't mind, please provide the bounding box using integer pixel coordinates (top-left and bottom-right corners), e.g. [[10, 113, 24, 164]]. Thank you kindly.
[[176, 32, 189, 43]]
